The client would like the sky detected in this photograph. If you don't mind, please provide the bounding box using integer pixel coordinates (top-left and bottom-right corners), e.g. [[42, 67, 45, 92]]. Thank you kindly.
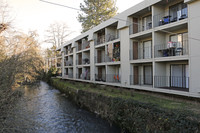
[[7, 0, 144, 49]]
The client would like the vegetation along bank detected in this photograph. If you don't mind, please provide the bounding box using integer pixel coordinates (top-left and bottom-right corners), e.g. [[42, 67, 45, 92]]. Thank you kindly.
[[51, 78, 200, 132]]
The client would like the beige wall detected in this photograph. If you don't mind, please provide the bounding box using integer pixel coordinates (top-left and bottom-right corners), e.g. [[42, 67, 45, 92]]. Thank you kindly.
[[188, 0, 200, 93]]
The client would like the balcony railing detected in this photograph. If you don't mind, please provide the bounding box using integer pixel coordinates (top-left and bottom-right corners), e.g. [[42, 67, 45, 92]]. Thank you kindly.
[[65, 60, 73, 66], [76, 41, 90, 52], [76, 58, 90, 65], [57, 63, 61, 67], [154, 76, 189, 91], [154, 40, 188, 58], [95, 74, 106, 82], [129, 21, 152, 35], [153, 8, 188, 27], [64, 73, 73, 78], [76, 59, 82, 65], [82, 58, 90, 65], [130, 75, 153, 86], [105, 34, 119, 42], [94, 35, 106, 45], [66, 48, 73, 55], [106, 74, 121, 83], [95, 56, 120, 63], [56, 73, 62, 77], [95, 74, 120, 83], [95, 56, 105, 63], [76, 73, 90, 80], [130, 46, 152, 60]]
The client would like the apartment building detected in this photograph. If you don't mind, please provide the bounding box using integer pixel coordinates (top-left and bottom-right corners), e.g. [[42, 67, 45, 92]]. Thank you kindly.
[[56, 0, 200, 98]]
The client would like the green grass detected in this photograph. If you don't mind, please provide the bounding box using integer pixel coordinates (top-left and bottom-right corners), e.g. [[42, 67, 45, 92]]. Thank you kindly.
[[52, 78, 200, 113]]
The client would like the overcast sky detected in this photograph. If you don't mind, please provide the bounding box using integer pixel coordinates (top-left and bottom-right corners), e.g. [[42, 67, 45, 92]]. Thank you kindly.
[[7, 0, 144, 48]]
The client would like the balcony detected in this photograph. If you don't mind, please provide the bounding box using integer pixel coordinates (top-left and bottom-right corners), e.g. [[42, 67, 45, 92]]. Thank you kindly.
[[94, 35, 105, 46], [82, 58, 90, 65], [65, 60, 73, 66], [106, 74, 121, 83], [76, 58, 90, 65], [57, 63, 61, 67], [76, 41, 90, 52], [130, 46, 152, 60], [66, 48, 73, 55], [64, 73, 73, 78], [154, 76, 189, 92], [95, 56, 120, 64], [153, 8, 188, 27], [76, 59, 82, 65], [130, 75, 153, 86], [154, 41, 188, 58], [105, 34, 119, 42], [129, 23, 152, 35], [95, 74, 106, 82], [76, 73, 90, 80]]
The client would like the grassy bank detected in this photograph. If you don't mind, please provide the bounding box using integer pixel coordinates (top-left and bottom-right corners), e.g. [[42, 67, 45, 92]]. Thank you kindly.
[[51, 78, 200, 132]]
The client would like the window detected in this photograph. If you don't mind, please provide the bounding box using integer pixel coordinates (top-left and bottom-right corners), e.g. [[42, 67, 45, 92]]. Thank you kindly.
[[169, 2, 187, 22]]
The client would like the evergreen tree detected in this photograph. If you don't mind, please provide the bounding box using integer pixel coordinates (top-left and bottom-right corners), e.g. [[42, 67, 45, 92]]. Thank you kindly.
[[78, 0, 118, 33]]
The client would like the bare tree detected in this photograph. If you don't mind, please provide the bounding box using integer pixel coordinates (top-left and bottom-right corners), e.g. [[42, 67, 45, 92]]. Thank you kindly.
[[0, 0, 13, 33], [45, 22, 73, 47]]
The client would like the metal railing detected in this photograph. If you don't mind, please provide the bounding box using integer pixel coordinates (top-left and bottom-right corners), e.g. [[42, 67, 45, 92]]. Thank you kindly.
[[76, 59, 82, 65], [153, 8, 188, 27], [130, 75, 153, 86], [106, 74, 121, 83], [105, 34, 119, 42], [82, 58, 90, 65], [57, 63, 61, 67], [65, 60, 73, 66], [76, 58, 90, 65], [129, 21, 152, 35], [76, 73, 90, 80], [94, 35, 106, 45], [67, 48, 73, 54], [130, 46, 152, 60], [64, 73, 73, 78], [154, 76, 189, 89], [154, 40, 188, 58], [95, 56, 120, 63], [95, 74, 106, 82], [95, 56, 106, 63], [76, 41, 90, 52]]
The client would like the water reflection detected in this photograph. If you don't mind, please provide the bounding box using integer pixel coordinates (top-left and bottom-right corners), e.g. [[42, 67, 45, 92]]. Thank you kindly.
[[1, 81, 120, 133]]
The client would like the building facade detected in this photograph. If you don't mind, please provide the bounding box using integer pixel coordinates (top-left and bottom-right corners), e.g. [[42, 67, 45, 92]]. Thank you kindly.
[[56, 0, 200, 98]]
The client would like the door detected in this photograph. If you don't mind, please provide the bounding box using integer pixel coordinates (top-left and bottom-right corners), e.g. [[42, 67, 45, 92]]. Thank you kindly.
[[171, 65, 185, 88], [98, 67, 102, 80], [78, 54, 82, 65], [133, 18, 138, 34], [78, 68, 82, 79], [144, 65, 152, 85], [133, 41, 138, 60], [97, 50, 102, 63], [78, 42, 82, 51], [143, 41, 152, 59], [134, 66, 139, 85]]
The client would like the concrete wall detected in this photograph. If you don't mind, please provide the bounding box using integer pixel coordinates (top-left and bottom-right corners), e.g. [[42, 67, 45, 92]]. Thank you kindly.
[[120, 27, 130, 86], [188, 0, 200, 93]]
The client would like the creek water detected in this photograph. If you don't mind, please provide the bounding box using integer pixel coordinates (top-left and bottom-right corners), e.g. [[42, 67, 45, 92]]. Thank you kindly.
[[0, 81, 120, 133]]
